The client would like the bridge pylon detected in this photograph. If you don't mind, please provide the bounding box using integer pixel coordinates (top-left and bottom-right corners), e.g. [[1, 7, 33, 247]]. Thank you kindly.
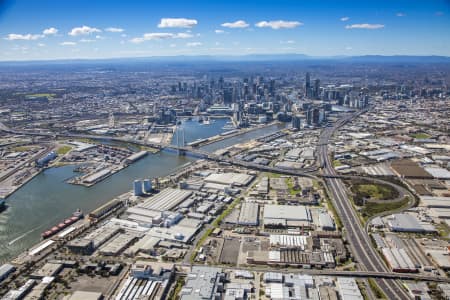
[[176, 127, 186, 156]]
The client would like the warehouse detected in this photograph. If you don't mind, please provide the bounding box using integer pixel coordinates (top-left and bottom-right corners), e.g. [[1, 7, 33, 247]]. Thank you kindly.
[[420, 196, 450, 208], [82, 168, 112, 184], [0, 264, 15, 282], [138, 188, 192, 212], [263, 204, 312, 228], [124, 150, 148, 164], [238, 202, 259, 226], [269, 235, 309, 250], [386, 213, 436, 233], [125, 235, 160, 257], [88, 198, 124, 220], [337, 278, 363, 300], [318, 212, 335, 231], [204, 172, 254, 187], [147, 224, 199, 244], [98, 232, 139, 256], [382, 247, 418, 273], [67, 225, 120, 255], [390, 159, 433, 179], [256, 177, 269, 194], [180, 266, 226, 300], [424, 167, 450, 179]]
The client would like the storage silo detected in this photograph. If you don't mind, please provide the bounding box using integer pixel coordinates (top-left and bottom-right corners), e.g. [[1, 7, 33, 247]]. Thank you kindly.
[[143, 179, 152, 193], [133, 180, 143, 196]]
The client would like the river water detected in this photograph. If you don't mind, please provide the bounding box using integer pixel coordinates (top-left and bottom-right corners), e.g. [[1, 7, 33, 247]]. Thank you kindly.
[[0, 118, 284, 262]]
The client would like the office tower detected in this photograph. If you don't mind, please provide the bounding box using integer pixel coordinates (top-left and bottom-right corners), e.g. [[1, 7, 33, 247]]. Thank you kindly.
[[305, 72, 311, 97], [292, 115, 302, 130], [314, 79, 320, 99]]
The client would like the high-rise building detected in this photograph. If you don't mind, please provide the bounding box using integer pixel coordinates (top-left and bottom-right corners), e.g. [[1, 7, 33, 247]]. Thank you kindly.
[[314, 79, 320, 99], [291, 115, 302, 130], [305, 72, 311, 97]]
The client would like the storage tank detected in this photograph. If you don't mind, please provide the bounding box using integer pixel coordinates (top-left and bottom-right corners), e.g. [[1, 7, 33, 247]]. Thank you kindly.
[[143, 179, 152, 193], [133, 180, 143, 196]]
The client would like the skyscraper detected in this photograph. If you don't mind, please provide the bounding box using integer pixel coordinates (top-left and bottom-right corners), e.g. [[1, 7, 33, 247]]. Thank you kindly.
[[305, 72, 311, 97]]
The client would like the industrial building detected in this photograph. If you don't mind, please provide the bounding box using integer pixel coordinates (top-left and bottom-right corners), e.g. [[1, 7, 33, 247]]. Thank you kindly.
[[337, 277, 363, 300], [0, 263, 15, 282], [180, 266, 226, 300], [98, 232, 139, 256], [269, 235, 309, 250], [263, 204, 312, 228], [386, 213, 436, 233], [247, 249, 335, 268], [88, 198, 124, 220], [238, 202, 259, 226], [125, 235, 160, 257], [382, 247, 418, 273], [83, 168, 112, 185], [115, 262, 174, 300], [67, 225, 121, 255], [318, 212, 335, 231], [204, 172, 254, 187], [138, 188, 192, 212], [146, 223, 200, 244], [124, 150, 148, 164]]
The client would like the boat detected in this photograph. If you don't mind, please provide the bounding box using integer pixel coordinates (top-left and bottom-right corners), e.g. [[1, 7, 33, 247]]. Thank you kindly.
[[0, 199, 6, 212], [41, 209, 83, 239]]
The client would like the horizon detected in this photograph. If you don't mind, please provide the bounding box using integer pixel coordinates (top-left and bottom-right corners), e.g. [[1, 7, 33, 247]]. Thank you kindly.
[[0, 0, 449, 61], [1, 52, 450, 64]]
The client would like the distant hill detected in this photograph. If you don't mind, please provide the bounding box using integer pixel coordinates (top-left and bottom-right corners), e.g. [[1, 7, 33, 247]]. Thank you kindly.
[[1, 53, 450, 66]]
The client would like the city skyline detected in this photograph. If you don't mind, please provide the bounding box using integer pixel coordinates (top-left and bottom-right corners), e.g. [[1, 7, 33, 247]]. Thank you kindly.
[[0, 0, 449, 61]]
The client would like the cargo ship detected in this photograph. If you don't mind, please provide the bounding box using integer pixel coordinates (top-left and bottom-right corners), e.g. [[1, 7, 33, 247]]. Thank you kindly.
[[41, 209, 83, 239]]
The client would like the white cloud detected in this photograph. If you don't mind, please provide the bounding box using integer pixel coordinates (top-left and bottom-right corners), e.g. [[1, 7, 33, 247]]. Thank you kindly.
[[170, 43, 177, 48], [5, 33, 43, 40], [95, 35, 105, 39], [60, 41, 77, 46], [221, 20, 249, 28], [105, 27, 125, 33], [345, 46, 353, 50], [340, 17, 350, 22], [129, 32, 193, 43], [69, 25, 101, 36], [186, 42, 202, 47], [79, 39, 96, 43], [176, 33, 194, 39], [215, 29, 225, 34], [158, 18, 198, 28], [345, 23, 385, 29], [43, 27, 58, 35], [396, 12, 406, 17], [255, 20, 303, 29], [37, 43, 46, 47], [281, 40, 295, 44]]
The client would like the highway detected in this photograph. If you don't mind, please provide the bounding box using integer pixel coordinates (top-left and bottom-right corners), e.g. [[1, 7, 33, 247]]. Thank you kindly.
[[317, 113, 412, 299]]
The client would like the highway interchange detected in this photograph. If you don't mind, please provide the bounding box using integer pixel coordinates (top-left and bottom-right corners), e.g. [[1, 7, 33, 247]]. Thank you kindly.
[[317, 112, 412, 299]]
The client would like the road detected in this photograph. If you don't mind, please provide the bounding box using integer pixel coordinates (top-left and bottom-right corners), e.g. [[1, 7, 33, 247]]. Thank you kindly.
[[177, 262, 450, 282], [317, 113, 412, 299]]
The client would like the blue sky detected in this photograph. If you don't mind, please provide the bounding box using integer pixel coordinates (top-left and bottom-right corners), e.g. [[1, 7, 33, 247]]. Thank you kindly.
[[0, 0, 449, 61]]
